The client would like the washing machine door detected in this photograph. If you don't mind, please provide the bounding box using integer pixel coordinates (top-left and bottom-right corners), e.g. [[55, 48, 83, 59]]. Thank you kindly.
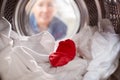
[[1, 0, 102, 40], [0, 0, 104, 41], [1, 0, 120, 36], [13, 0, 89, 41]]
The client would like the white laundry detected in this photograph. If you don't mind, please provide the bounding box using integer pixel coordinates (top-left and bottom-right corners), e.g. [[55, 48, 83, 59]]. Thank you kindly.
[[10, 31, 88, 80], [0, 17, 120, 80], [83, 32, 120, 80], [0, 17, 88, 80], [0, 18, 55, 80], [72, 25, 97, 60], [74, 19, 120, 80]]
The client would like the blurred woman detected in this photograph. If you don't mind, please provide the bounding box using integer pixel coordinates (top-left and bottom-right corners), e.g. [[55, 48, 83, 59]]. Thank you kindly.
[[29, 0, 67, 40]]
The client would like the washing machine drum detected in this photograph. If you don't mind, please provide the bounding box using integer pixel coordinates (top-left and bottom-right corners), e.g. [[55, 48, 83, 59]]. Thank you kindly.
[[0, 0, 120, 79]]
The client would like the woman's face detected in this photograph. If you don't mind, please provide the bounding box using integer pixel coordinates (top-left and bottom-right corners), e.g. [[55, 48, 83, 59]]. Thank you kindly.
[[32, 0, 56, 27]]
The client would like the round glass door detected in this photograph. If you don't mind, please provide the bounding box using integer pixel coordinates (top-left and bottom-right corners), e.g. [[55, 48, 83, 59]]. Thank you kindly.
[[13, 0, 89, 41]]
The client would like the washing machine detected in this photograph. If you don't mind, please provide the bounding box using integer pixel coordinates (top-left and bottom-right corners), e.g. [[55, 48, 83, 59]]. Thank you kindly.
[[0, 0, 120, 80]]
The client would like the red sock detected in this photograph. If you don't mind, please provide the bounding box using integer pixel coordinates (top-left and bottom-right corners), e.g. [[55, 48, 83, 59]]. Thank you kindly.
[[49, 39, 76, 67]]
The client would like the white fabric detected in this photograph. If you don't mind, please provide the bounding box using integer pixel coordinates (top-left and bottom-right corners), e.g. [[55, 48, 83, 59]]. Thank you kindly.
[[0, 18, 120, 80], [11, 31, 55, 54], [0, 17, 88, 80], [83, 32, 120, 80], [0, 18, 55, 80], [0, 17, 11, 37], [81, 19, 120, 80], [72, 19, 120, 80], [72, 25, 97, 60], [11, 31, 88, 80], [37, 56, 87, 80]]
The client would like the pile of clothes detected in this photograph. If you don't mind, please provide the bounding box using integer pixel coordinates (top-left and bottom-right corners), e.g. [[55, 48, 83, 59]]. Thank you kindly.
[[0, 18, 119, 80]]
